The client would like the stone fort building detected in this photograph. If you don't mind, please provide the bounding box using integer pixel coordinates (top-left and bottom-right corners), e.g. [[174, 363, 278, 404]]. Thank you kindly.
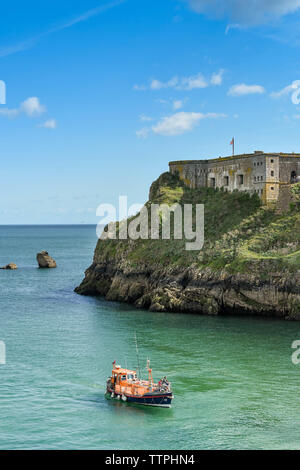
[[169, 151, 300, 204]]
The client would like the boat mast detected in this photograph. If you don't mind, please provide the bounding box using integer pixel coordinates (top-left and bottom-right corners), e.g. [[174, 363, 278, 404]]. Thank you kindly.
[[134, 332, 141, 378], [147, 358, 153, 386]]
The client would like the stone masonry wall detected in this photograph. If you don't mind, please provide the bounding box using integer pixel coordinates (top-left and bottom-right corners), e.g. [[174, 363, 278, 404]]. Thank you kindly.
[[169, 152, 300, 204]]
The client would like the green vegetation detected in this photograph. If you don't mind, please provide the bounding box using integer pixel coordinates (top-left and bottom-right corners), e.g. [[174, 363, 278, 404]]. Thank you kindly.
[[95, 173, 300, 275], [291, 182, 300, 207]]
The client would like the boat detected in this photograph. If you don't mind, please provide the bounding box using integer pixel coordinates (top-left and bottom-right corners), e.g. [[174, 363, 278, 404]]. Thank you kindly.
[[106, 359, 174, 408]]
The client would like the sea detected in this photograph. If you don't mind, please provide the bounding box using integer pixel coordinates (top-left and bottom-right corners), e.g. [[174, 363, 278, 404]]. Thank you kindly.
[[0, 225, 300, 450]]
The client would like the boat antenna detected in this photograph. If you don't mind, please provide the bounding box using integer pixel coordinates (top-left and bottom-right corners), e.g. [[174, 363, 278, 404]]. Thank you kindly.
[[134, 332, 141, 378], [146, 358, 153, 386]]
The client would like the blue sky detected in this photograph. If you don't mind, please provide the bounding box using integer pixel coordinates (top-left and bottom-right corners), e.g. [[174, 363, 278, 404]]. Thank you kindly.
[[2, 0, 300, 223]]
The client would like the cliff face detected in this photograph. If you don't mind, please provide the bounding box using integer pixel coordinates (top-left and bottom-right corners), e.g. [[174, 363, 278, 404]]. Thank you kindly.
[[75, 173, 300, 320]]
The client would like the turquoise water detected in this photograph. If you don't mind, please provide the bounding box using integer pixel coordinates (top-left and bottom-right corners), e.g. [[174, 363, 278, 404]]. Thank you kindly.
[[0, 225, 300, 450]]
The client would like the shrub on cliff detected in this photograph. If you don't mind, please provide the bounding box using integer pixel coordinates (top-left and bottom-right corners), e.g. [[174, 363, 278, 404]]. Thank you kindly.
[[291, 182, 300, 208]]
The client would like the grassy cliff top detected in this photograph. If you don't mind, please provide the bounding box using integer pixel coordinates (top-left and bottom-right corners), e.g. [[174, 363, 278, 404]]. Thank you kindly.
[[95, 172, 300, 275]]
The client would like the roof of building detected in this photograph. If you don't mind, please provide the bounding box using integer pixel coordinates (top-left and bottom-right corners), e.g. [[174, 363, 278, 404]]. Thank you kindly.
[[169, 151, 300, 166]]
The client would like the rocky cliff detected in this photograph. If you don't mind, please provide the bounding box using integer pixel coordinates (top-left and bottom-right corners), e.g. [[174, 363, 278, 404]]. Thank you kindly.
[[75, 172, 300, 320]]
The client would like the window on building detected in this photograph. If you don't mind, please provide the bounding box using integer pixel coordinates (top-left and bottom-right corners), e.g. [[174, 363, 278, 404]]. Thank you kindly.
[[291, 171, 297, 182], [261, 176, 263, 181], [271, 159, 274, 163], [271, 187, 274, 190], [224, 176, 229, 186], [210, 178, 216, 188], [271, 171, 274, 176], [238, 174, 244, 185]]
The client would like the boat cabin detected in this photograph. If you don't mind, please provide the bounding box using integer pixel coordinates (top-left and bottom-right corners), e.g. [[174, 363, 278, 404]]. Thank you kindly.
[[111, 365, 152, 397], [112, 366, 137, 385]]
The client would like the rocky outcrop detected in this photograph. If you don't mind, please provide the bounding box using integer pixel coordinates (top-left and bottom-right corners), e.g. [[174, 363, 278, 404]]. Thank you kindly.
[[75, 173, 300, 320], [0, 263, 18, 270], [36, 251, 57, 268], [75, 259, 300, 320]]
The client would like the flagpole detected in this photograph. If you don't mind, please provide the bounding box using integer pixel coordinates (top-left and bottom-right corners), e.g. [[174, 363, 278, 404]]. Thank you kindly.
[[231, 137, 235, 156]]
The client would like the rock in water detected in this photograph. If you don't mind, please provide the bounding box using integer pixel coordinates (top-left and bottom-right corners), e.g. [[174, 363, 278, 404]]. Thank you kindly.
[[36, 251, 57, 268], [0, 263, 18, 270]]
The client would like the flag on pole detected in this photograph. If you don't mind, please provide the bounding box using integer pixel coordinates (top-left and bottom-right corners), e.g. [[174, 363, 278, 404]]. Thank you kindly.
[[230, 137, 235, 155]]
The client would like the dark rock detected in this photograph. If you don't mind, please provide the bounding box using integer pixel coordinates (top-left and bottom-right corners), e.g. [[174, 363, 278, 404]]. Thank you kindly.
[[0, 263, 18, 270], [36, 251, 57, 268]]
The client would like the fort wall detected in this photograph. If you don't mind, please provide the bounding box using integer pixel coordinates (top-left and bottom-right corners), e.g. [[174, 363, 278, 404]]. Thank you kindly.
[[169, 152, 300, 204]]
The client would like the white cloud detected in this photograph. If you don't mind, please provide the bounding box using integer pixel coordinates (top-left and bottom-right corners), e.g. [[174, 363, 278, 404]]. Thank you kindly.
[[173, 100, 184, 110], [133, 84, 147, 91], [151, 111, 226, 136], [21, 97, 46, 117], [225, 23, 241, 34], [136, 127, 150, 139], [39, 119, 57, 129], [185, 0, 300, 26], [139, 114, 153, 122], [150, 79, 165, 90], [152, 112, 202, 136], [150, 77, 179, 90], [211, 69, 225, 85], [0, 96, 51, 124], [228, 84, 265, 96], [156, 97, 188, 110], [179, 73, 208, 90], [271, 83, 296, 98], [271, 80, 300, 104], [134, 70, 224, 91]]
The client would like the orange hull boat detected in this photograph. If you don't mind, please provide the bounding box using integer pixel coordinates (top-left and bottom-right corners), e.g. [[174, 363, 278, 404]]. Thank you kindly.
[[106, 361, 173, 408]]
